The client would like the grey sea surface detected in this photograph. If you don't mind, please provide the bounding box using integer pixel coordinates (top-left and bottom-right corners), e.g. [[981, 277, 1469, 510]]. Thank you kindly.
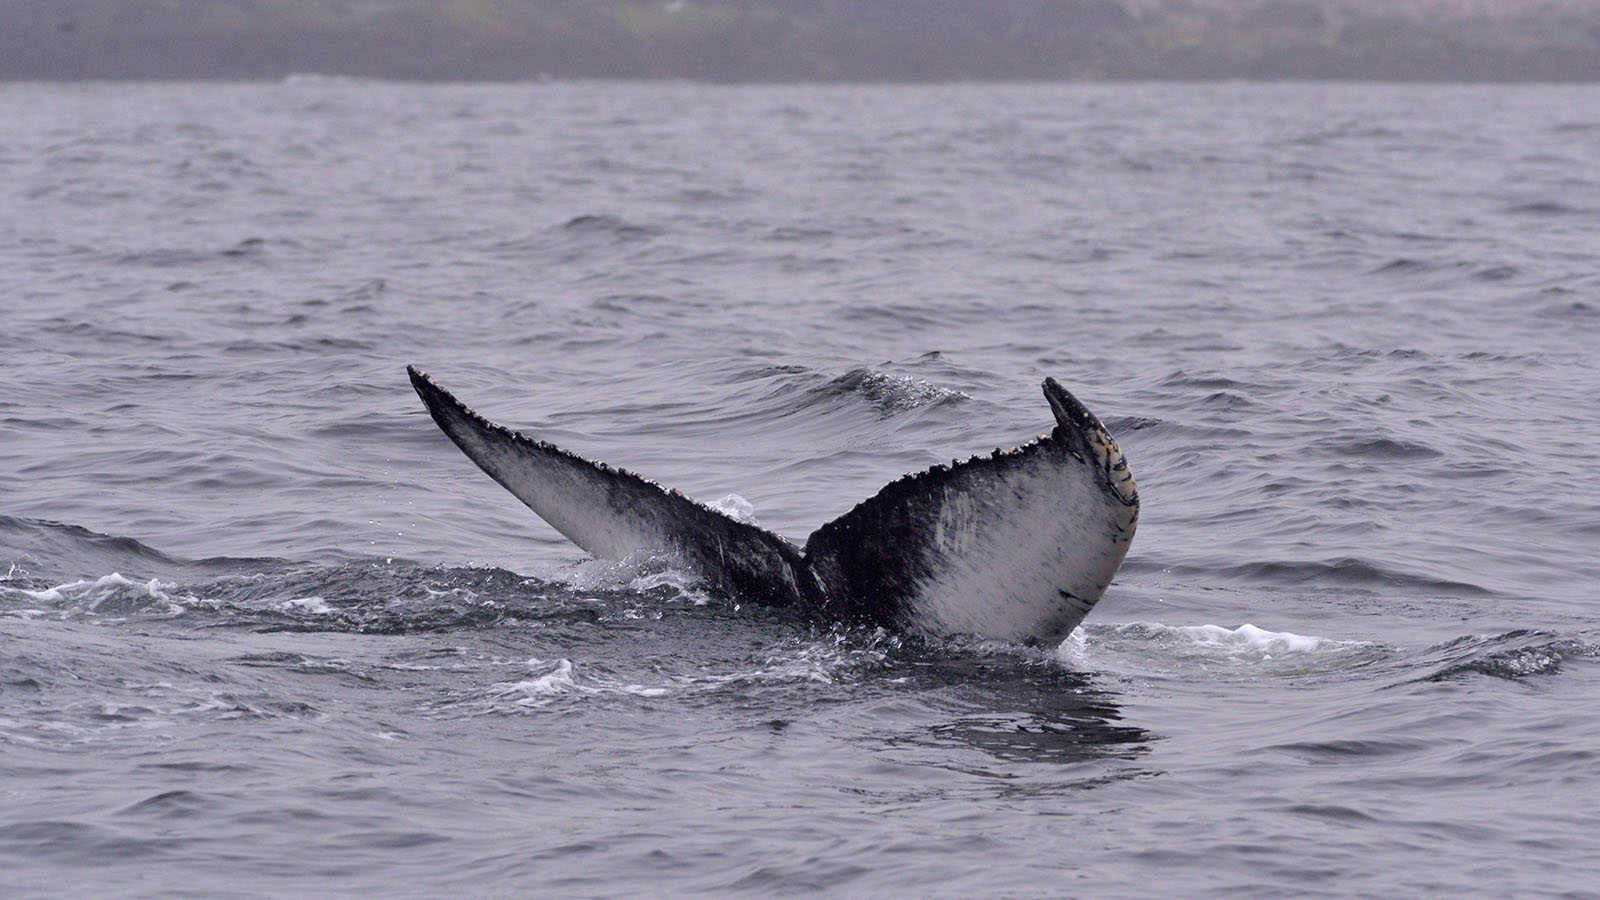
[[2, 81, 1599, 898]]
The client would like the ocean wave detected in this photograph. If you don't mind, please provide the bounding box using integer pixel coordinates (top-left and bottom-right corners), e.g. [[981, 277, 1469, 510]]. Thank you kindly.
[[0, 516, 287, 585], [0, 572, 193, 620], [1308, 434, 1443, 460], [558, 213, 662, 240], [1209, 558, 1491, 597], [483, 658, 670, 709], [805, 367, 969, 415], [1504, 200, 1585, 216], [461, 627, 902, 713], [1416, 630, 1600, 682], [1086, 621, 1372, 654], [0, 558, 716, 635], [1064, 621, 1386, 677]]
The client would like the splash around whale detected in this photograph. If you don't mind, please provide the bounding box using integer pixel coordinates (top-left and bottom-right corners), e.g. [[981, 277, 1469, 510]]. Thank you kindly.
[[408, 366, 1138, 645]]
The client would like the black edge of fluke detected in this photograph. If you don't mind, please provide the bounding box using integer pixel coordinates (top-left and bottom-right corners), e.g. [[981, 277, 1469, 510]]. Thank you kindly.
[[1041, 376, 1098, 460], [1041, 377, 1138, 509], [408, 364, 436, 408], [409, 364, 473, 436], [408, 364, 440, 406], [408, 364, 513, 456], [1041, 377, 1102, 436]]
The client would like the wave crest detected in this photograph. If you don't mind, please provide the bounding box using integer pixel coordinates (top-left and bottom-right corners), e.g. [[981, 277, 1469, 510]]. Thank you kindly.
[[1419, 630, 1600, 681], [809, 368, 969, 415]]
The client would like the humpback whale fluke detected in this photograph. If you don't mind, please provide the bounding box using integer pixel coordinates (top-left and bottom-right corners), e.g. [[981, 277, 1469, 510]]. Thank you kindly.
[[408, 365, 1138, 645]]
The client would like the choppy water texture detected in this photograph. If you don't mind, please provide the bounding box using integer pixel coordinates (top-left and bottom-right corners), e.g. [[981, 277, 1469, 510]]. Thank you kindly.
[[3, 81, 1599, 898]]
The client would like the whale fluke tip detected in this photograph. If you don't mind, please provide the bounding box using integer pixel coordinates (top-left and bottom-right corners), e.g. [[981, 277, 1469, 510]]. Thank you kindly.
[[407, 365, 433, 394]]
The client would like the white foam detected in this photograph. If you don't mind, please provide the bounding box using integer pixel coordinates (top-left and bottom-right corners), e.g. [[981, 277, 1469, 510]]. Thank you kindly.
[[707, 493, 758, 524], [1053, 627, 1092, 667], [1, 572, 191, 617], [494, 659, 580, 703], [10, 572, 135, 603], [486, 659, 670, 708], [559, 550, 692, 591], [277, 596, 333, 615], [1178, 623, 1335, 653], [423, 585, 479, 603], [684, 629, 899, 688], [537, 548, 713, 606], [1060, 621, 1378, 672], [1119, 622, 1351, 651], [626, 569, 714, 605], [476, 632, 899, 712]]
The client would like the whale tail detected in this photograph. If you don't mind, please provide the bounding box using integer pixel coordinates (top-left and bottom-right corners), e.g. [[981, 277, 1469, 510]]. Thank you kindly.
[[408, 366, 1138, 643]]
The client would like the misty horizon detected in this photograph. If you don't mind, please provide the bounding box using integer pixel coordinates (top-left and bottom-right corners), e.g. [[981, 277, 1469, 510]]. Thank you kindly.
[[5, 0, 1600, 83]]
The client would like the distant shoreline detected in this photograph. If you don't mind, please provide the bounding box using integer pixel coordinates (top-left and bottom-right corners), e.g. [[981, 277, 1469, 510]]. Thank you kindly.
[[6, 75, 1600, 85], [6, 0, 1600, 84]]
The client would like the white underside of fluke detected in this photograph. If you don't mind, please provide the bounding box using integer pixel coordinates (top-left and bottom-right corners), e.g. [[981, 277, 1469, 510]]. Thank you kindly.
[[442, 414, 669, 560], [905, 452, 1133, 643]]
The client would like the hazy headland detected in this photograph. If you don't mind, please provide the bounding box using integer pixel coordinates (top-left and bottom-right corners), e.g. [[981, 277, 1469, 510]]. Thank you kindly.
[[5, 0, 1600, 82]]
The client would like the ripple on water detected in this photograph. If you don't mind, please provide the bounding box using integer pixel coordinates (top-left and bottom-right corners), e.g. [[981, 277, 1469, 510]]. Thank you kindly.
[[1416, 630, 1600, 682]]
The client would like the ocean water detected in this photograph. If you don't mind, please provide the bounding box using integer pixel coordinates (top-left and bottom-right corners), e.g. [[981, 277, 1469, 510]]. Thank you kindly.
[[2, 80, 1599, 898]]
